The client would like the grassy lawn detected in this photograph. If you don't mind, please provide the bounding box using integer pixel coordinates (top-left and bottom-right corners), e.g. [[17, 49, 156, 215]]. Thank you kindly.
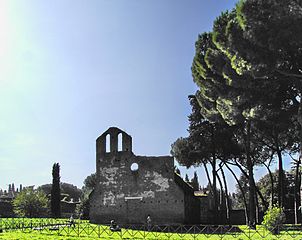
[[0, 230, 299, 240], [0, 218, 301, 239], [0, 231, 92, 240]]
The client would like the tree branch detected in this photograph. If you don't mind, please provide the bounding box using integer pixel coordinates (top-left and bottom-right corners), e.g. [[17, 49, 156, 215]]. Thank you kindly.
[[276, 70, 302, 79]]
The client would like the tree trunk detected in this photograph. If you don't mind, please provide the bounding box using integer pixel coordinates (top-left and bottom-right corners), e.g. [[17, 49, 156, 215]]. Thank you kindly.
[[296, 100, 302, 224], [276, 148, 285, 207], [234, 161, 269, 210], [294, 159, 301, 224], [203, 163, 213, 191], [255, 191, 260, 224], [247, 160, 256, 229], [263, 162, 274, 207], [216, 172, 225, 224], [210, 125, 219, 223], [220, 164, 231, 223], [246, 120, 256, 229], [225, 162, 249, 225], [203, 162, 218, 224], [211, 159, 219, 223]]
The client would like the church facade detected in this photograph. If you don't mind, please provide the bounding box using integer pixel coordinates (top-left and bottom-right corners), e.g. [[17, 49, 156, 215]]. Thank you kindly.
[[89, 127, 201, 224]]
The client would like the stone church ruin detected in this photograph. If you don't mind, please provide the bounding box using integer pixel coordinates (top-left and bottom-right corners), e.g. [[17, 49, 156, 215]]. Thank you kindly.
[[89, 127, 203, 224]]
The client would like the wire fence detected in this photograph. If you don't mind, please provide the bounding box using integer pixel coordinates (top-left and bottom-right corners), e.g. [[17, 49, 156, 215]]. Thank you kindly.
[[1, 218, 302, 239]]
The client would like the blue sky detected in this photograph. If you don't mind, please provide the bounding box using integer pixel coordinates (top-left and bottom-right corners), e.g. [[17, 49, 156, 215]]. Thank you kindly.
[[0, 0, 244, 191]]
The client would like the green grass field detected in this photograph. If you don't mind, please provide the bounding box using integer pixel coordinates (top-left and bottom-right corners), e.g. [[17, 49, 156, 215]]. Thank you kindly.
[[0, 230, 299, 240], [0, 218, 301, 240]]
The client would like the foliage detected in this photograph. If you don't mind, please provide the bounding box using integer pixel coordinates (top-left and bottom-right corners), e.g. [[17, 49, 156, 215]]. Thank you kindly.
[[51, 163, 61, 218], [171, 137, 191, 167], [232, 0, 302, 212], [255, 170, 298, 210], [192, 16, 264, 227], [82, 173, 97, 195], [60, 183, 82, 201], [37, 184, 52, 195], [38, 182, 82, 202], [76, 173, 97, 220], [232, 169, 298, 213], [232, 173, 249, 209], [262, 205, 285, 234], [235, 0, 302, 80], [189, 0, 302, 227], [12, 188, 48, 217], [171, 96, 241, 222], [256, 171, 278, 208]]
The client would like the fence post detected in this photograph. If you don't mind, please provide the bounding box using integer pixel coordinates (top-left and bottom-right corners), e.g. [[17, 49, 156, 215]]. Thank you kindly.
[[98, 224, 100, 238], [143, 224, 146, 239], [193, 225, 197, 240], [119, 227, 122, 240], [77, 219, 80, 237]]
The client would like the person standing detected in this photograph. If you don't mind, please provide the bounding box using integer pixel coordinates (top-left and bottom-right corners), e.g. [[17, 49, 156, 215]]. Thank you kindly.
[[69, 215, 75, 227], [146, 215, 152, 231]]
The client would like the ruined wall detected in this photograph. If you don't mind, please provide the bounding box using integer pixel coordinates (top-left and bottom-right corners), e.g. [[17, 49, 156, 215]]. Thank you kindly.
[[90, 127, 186, 224], [199, 196, 210, 224], [90, 154, 185, 224], [184, 189, 200, 224], [61, 201, 79, 218]]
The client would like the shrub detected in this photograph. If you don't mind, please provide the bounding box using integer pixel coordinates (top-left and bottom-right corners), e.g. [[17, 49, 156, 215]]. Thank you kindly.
[[262, 205, 285, 234], [13, 187, 49, 217]]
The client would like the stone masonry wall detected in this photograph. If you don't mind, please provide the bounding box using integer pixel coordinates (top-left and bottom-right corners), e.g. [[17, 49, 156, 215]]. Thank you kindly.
[[90, 127, 186, 224], [90, 154, 185, 224]]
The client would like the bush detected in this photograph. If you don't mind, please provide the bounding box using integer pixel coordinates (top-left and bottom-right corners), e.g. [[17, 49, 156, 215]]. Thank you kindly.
[[262, 205, 285, 234], [13, 187, 49, 217]]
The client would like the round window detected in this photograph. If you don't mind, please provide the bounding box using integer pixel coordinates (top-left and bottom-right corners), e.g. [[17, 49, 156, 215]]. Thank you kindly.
[[130, 163, 139, 172]]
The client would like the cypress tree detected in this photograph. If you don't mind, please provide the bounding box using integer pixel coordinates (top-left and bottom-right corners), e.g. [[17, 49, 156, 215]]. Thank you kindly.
[[191, 172, 200, 191], [185, 174, 189, 182], [51, 163, 61, 218]]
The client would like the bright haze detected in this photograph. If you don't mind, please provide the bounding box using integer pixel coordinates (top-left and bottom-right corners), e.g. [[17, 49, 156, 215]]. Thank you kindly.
[[0, 0, 238, 190]]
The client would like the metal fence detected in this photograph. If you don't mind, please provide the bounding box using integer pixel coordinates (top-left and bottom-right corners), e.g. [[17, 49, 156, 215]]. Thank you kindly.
[[1, 218, 302, 239]]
